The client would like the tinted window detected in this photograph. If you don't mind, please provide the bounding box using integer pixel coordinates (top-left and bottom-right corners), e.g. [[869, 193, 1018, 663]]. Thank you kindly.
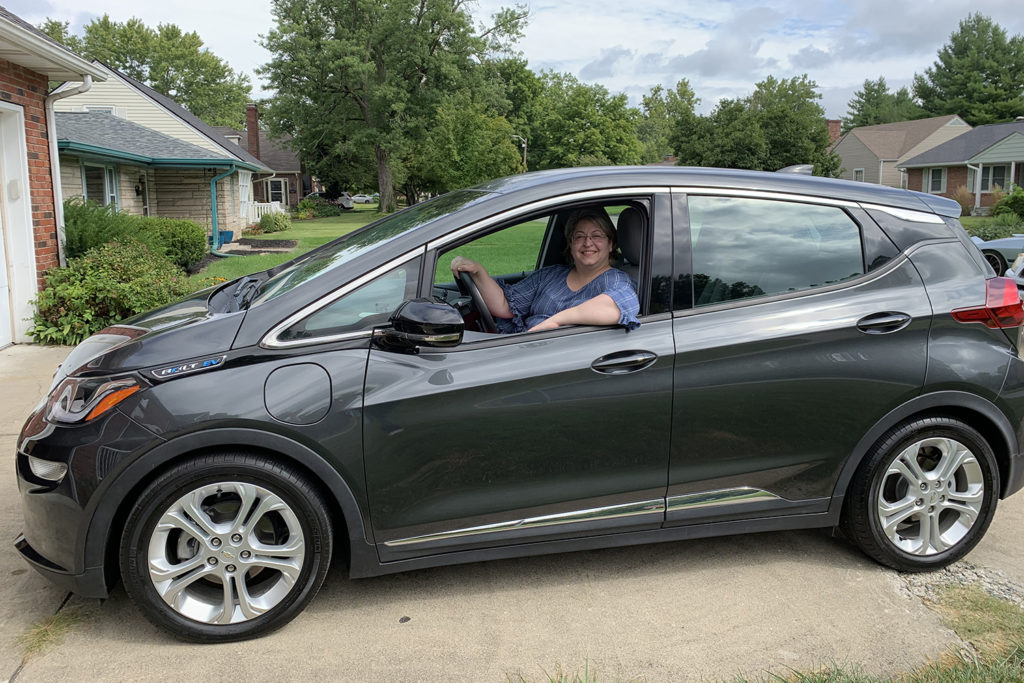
[[278, 259, 420, 342], [689, 196, 864, 307]]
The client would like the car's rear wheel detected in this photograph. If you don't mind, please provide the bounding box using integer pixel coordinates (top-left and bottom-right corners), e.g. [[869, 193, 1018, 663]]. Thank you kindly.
[[120, 453, 332, 642], [842, 417, 998, 572], [983, 250, 1008, 275]]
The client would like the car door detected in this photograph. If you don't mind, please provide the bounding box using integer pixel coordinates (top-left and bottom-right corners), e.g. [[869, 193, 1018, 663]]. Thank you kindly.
[[666, 191, 932, 526], [363, 192, 676, 562]]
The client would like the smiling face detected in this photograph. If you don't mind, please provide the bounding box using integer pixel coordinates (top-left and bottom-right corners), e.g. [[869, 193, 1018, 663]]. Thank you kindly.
[[568, 218, 615, 270]]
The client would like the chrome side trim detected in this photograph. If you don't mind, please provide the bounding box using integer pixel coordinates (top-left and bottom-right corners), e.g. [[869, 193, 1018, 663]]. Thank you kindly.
[[427, 187, 667, 252], [859, 202, 946, 224], [666, 487, 781, 513], [670, 187, 859, 208], [260, 247, 425, 349], [382, 499, 665, 548]]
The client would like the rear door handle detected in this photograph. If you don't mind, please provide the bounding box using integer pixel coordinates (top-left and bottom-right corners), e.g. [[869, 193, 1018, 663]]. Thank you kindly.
[[856, 312, 912, 334], [591, 350, 658, 374]]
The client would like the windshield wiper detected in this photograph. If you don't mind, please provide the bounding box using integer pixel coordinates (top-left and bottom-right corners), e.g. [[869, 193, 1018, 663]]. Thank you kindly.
[[232, 276, 263, 311]]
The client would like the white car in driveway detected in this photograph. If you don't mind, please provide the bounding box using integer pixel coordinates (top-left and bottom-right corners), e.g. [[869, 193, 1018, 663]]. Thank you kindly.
[[352, 193, 374, 204]]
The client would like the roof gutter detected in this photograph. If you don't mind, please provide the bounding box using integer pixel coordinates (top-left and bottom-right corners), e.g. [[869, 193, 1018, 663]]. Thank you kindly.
[[46, 75, 93, 267]]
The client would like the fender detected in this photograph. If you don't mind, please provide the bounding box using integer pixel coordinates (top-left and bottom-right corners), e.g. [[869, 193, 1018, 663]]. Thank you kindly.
[[81, 427, 378, 583], [830, 390, 1021, 513]]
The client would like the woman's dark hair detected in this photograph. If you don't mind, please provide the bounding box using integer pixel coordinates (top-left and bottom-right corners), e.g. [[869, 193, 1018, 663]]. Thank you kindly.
[[563, 207, 621, 265]]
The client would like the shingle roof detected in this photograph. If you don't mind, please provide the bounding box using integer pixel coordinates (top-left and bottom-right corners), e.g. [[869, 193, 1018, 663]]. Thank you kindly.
[[211, 125, 302, 173], [901, 121, 1024, 167], [55, 111, 242, 163], [97, 62, 271, 171], [844, 115, 965, 160]]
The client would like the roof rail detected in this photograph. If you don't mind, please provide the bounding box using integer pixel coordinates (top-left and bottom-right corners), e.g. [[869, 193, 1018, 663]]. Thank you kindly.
[[776, 164, 813, 175]]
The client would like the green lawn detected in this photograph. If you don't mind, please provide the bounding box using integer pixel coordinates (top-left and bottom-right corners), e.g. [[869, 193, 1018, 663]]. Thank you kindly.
[[189, 206, 380, 287]]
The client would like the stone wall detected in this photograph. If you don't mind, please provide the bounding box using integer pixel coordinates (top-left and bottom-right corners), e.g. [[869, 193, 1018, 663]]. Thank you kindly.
[[152, 169, 245, 233]]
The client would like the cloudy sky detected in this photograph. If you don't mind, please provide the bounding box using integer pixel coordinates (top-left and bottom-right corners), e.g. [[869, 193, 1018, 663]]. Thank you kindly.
[[8, 0, 1024, 120]]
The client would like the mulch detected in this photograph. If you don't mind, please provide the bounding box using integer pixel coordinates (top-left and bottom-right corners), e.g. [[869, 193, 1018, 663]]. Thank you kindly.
[[237, 238, 298, 248]]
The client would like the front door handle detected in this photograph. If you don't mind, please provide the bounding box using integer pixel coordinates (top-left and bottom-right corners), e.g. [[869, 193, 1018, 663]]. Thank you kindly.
[[591, 350, 658, 374], [856, 311, 912, 334]]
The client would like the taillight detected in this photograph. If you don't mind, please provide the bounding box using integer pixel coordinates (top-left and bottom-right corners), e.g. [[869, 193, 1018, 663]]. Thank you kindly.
[[952, 277, 1024, 329]]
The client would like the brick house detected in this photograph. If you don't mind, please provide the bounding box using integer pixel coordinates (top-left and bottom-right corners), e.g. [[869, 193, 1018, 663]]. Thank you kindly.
[[0, 7, 107, 347], [900, 121, 1024, 213]]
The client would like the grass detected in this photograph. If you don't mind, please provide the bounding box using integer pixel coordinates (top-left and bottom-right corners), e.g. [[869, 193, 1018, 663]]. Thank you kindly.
[[435, 220, 548, 283], [189, 205, 381, 286], [16, 607, 88, 659]]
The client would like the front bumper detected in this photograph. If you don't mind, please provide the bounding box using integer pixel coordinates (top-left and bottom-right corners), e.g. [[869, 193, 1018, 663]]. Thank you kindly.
[[14, 534, 109, 598]]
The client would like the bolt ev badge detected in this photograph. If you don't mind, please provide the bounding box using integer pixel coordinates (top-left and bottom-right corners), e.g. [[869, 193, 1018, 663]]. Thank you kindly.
[[151, 356, 226, 380]]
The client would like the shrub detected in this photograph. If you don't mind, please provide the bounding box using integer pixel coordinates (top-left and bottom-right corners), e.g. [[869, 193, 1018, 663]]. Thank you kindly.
[[259, 211, 291, 233], [994, 185, 1024, 220], [30, 239, 194, 346], [968, 214, 1021, 242], [62, 198, 207, 270], [140, 217, 207, 270], [296, 196, 342, 218], [951, 185, 974, 217]]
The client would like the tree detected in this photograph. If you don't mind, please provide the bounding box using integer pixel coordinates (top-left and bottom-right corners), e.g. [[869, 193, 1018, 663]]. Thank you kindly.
[[639, 80, 699, 163], [39, 15, 251, 127], [670, 75, 840, 176], [913, 13, 1024, 125], [843, 77, 926, 131], [529, 71, 643, 169], [260, 0, 526, 213]]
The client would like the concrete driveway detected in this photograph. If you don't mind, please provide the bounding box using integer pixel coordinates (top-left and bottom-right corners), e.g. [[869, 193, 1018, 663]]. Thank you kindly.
[[2, 343, 1022, 682]]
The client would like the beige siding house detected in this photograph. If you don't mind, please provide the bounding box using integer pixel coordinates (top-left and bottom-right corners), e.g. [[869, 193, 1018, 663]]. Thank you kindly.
[[832, 115, 971, 188], [51, 62, 270, 241], [901, 121, 1024, 213]]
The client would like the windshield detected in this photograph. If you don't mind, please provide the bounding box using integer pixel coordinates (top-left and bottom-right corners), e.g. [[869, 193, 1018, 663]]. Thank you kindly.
[[252, 190, 490, 304]]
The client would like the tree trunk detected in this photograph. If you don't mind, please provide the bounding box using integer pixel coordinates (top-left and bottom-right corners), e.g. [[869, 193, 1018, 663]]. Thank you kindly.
[[376, 143, 396, 213]]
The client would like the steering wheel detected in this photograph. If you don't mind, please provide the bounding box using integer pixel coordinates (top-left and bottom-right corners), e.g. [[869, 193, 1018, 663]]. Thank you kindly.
[[457, 271, 497, 333]]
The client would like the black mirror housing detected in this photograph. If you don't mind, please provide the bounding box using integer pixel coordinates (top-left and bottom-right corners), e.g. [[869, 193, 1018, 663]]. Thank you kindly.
[[374, 298, 464, 352]]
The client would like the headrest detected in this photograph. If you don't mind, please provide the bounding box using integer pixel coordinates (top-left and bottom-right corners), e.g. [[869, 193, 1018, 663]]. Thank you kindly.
[[617, 207, 644, 265]]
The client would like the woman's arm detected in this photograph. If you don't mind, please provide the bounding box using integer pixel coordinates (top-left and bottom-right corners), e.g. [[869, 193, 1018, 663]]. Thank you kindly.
[[450, 256, 513, 319], [527, 294, 621, 332]]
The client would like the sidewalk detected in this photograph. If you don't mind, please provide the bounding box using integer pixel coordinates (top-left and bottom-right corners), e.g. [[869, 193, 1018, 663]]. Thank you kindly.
[[2, 342, 1023, 681]]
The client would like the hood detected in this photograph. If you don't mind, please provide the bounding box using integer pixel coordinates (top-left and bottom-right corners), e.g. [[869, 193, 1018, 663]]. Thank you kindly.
[[56, 287, 246, 381]]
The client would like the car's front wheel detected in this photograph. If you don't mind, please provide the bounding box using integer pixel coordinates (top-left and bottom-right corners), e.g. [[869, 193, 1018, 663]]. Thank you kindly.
[[983, 250, 1008, 275], [120, 453, 332, 642], [842, 417, 998, 572]]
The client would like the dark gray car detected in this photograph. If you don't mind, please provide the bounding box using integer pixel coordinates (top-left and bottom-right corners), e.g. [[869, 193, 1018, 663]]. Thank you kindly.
[[15, 166, 1024, 642]]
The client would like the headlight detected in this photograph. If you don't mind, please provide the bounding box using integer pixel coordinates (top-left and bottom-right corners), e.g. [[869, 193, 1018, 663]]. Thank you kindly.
[[44, 376, 142, 424]]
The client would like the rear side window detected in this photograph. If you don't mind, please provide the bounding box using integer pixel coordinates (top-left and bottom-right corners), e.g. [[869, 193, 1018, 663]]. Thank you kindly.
[[689, 196, 864, 307]]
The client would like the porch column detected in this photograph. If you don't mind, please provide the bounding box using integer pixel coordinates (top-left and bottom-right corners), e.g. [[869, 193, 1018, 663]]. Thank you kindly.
[[976, 162, 983, 210]]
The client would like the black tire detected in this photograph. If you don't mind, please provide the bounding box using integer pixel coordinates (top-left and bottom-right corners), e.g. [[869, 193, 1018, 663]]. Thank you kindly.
[[120, 453, 332, 642], [841, 417, 998, 572], [984, 250, 1008, 276]]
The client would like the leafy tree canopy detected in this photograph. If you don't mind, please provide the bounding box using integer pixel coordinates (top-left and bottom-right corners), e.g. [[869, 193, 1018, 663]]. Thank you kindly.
[[639, 80, 699, 164], [913, 13, 1024, 125], [260, 0, 526, 212], [842, 77, 926, 132], [671, 75, 840, 176], [39, 15, 251, 127]]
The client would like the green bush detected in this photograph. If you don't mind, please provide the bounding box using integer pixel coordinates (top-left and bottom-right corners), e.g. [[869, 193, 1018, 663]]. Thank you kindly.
[[296, 196, 342, 218], [259, 211, 291, 233], [30, 239, 194, 346], [994, 186, 1024, 220], [63, 198, 207, 270], [968, 214, 1021, 242]]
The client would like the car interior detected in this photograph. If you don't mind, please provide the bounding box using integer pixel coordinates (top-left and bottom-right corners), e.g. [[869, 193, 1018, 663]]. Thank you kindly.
[[430, 199, 651, 339]]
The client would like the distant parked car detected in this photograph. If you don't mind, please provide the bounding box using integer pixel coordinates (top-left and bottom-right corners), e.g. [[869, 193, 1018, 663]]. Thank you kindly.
[[303, 191, 354, 210], [352, 193, 374, 204], [971, 234, 1024, 275]]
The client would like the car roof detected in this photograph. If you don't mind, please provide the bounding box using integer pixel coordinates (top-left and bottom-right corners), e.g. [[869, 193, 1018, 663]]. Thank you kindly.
[[470, 166, 962, 218]]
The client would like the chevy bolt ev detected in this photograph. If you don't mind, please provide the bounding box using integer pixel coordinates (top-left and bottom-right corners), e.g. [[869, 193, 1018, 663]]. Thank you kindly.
[[15, 167, 1024, 642]]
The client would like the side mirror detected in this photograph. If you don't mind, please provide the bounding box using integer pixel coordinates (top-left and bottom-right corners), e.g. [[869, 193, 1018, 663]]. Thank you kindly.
[[373, 298, 464, 352]]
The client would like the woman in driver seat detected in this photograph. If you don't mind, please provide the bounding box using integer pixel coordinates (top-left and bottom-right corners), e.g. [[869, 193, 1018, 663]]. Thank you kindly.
[[450, 207, 640, 333]]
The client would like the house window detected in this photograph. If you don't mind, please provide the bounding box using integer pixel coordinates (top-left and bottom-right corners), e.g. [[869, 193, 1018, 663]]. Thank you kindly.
[[853, 168, 865, 182], [82, 164, 118, 207], [982, 165, 1008, 192], [926, 168, 946, 194], [266, 178, 287, 204]]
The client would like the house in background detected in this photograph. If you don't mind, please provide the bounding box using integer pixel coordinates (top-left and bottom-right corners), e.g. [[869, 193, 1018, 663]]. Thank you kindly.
[[0, 7, 106, 347], [831, 115, 971, 188], [900, 121, 1024, 213], [214, 104, 310, 211], [51, 61, 271, 234]]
